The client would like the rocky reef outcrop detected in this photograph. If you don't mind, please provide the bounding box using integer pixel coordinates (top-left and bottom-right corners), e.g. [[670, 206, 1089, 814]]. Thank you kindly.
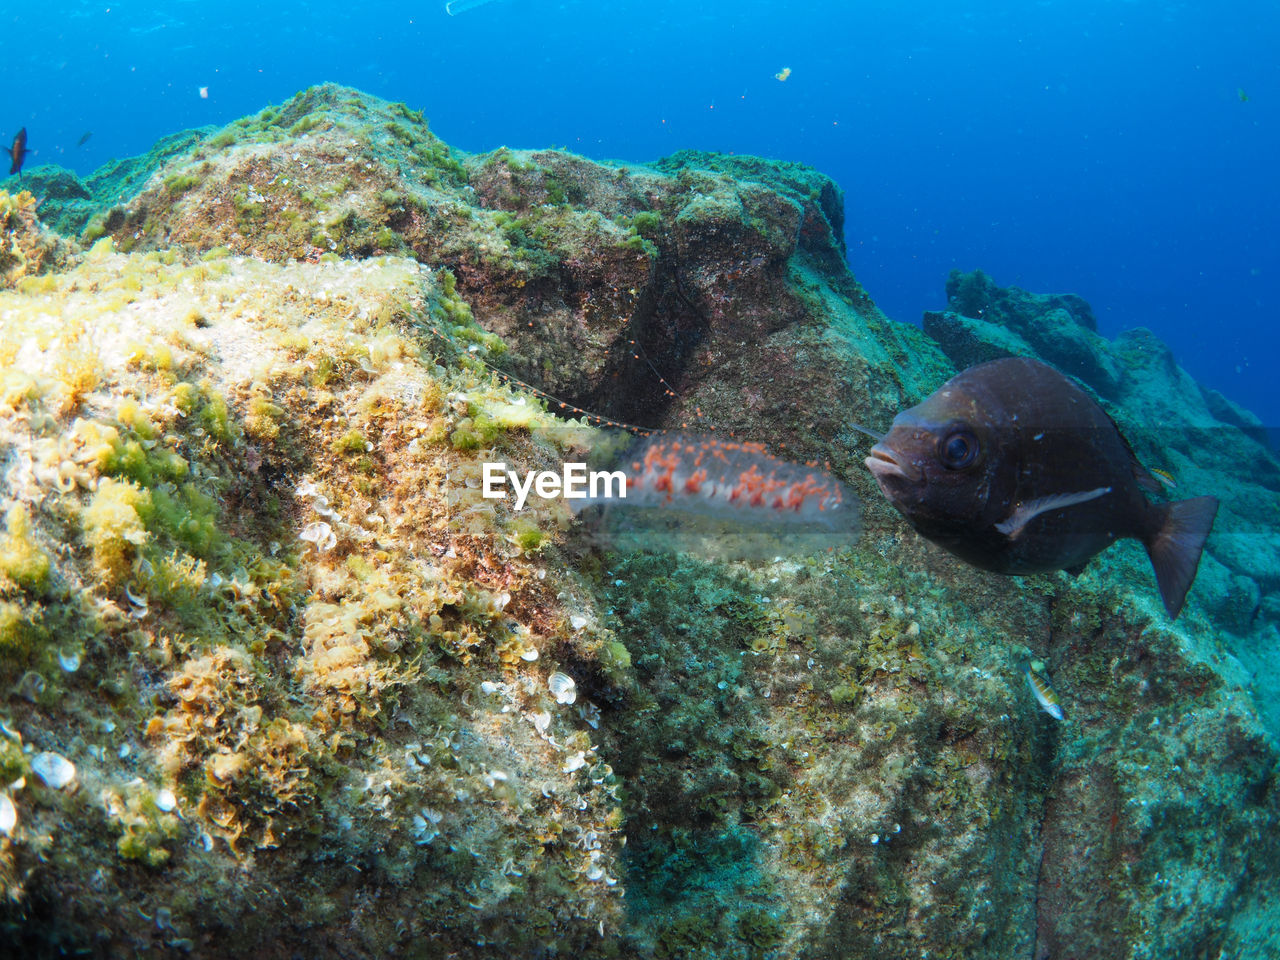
[[1, 84, 1277, 959]]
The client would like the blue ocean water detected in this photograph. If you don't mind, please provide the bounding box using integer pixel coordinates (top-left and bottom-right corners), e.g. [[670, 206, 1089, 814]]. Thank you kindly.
[[8, 0, 1278, 428]]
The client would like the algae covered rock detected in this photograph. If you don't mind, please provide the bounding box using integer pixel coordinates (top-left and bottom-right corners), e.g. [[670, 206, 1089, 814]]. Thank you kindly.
[[0, 189, 75, 287], [1, 85, 1279, 960], [0, 233, 625, 955]]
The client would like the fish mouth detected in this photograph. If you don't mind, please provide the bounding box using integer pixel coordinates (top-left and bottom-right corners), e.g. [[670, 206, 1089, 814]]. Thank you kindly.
[[864, 444, 921, 487]]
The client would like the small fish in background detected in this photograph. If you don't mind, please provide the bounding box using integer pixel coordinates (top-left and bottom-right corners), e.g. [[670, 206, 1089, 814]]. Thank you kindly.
[[1237, 87, 1249, 102], [865, 357, 1218, 619], [775, 67, 792, 82], [8, 128, 28, 175], [76, 131, 92, 147], [1024, 663, 1064, 720]]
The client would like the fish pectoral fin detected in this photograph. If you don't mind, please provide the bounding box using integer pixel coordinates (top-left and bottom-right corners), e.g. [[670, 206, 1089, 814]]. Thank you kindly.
[[994, 486, 1112, 540]]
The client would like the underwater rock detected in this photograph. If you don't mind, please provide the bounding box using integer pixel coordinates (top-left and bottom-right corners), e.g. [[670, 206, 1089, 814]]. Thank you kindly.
[[71, 83, 942, 454], [1, 85, 1278, 960], [0, 188, 75, 286], [1200, 382, 1271, 448], [933, 269, 1124, 397]]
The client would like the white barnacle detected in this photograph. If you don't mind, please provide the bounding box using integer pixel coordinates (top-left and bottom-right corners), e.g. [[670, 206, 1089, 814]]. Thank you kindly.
[[403, 743, 427, 769], [312, 496, 340, 521], [15, 671, 45, 703], [548, 672, 577, 705], [299, 521, 337, 552], [155, 788, 177, 813], [0, 793, 15, 835], [125, 584, 149, 619], [530, 710, 551, 734], [569, 614, 588, 631], [57, 649, 81, 673], [563, 751, 587, 773], [479, 680, 501, 696], [411, 814, 438, 845], [482, 769, 509, 790], [32, 751, 76, 790]]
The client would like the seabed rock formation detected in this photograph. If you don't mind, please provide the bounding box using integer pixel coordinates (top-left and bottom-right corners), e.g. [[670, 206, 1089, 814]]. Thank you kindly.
[[0, 83, 1278, 959]]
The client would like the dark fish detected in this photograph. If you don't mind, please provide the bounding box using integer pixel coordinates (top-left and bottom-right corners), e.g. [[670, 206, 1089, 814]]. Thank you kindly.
[[865, 357, 1218, 619], [8, 128, 27, 175], [77, 131, 92, 147]]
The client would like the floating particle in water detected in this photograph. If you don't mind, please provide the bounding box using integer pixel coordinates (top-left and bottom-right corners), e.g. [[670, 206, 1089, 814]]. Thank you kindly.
[[32, 751, 76, 790], [548, 672, 577, 705]]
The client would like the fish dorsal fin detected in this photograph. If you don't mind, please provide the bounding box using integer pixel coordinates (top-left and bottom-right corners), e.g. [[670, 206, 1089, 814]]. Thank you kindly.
[[994, 487, 1112, 540], [1145, 495, 1219, 618]]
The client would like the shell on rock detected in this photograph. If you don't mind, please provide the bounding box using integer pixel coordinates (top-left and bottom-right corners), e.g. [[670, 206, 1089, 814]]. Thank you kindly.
[[548, 671, 577, 705], [32, 751, 76, 790]]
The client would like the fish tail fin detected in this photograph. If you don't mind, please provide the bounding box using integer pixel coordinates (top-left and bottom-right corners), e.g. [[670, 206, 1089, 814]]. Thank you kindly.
[[1144, 495, 1219, 619]]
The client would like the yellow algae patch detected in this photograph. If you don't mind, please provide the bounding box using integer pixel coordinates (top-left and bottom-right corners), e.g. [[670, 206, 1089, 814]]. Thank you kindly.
[[81, 477, 151, 586], [0, 241, 429, 429], [0, 503, 51, 593]]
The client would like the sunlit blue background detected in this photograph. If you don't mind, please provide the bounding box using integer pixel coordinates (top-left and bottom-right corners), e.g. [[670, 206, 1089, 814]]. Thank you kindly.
[[8, 0, 1278, 430]]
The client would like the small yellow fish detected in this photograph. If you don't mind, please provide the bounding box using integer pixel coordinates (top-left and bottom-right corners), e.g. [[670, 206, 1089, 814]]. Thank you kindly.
[[1150, 467, 1177, 489], [1025, 666, 1064, 720], [775, 67, 792, 82]]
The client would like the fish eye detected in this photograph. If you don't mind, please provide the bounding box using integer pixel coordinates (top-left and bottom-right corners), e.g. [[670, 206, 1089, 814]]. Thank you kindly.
[[937, 428, 979, 470]]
